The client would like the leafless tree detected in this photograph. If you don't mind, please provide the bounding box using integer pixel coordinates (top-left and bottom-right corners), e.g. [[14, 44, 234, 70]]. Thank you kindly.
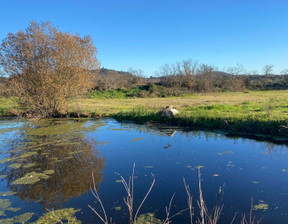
[[262, 65, 274, 76]]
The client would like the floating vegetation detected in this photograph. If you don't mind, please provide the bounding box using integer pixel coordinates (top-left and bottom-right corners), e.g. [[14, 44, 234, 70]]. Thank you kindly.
[[109, 128, 127, 131], [0, 175, 7, 179], [224, 151, 233, 154], [26, 123, 81, 136], [18, 151, 37, 159], [144, 166, 153, 169], [0, 158, 16, 164], [98, 141, 110, 146], [130, 137, 145, 142], [34, 208, 81, 224], [253, 202, 269, 211], [11, 170, 55, 185], [68, 150, 83, 155], [113, 206, 121, 211], [186, 165, 192, 168], [251, 180, 259, 184], [0, 199, 21, 217], [281, 169, 287, 172], [115, 179, 122, 183], [217, 153, 222, 155], [0, 151, 37, 165], [26, 121, 105, 136], [0, 212, 33, 224], [0, 191, 16, 197], [22, 163, 37, 169], [8, 163, 21, 169], [43, 170, 55, 175], [195, 165, 204, 169], [136, 213, 161, 224]]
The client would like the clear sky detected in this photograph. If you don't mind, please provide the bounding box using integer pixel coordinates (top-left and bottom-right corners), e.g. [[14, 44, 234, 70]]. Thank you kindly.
[[1, 0, 288, 76]]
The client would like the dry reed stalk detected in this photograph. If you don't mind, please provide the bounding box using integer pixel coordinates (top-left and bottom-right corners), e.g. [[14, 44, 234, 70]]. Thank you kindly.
[[162, 192, 189, 224], [88, 172, 110, 224], [183, 177, 194, 224], [197, 168, 224, 224], [240, 198, 263, 224], [116, 163, 156, 224]]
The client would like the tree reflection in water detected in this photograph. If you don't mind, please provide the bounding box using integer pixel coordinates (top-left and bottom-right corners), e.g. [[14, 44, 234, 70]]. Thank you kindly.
[[1, 120, 105, 209]]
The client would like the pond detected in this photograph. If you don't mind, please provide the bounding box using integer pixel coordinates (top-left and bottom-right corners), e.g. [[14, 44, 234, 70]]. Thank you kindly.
[[0, 118, 288, 223]]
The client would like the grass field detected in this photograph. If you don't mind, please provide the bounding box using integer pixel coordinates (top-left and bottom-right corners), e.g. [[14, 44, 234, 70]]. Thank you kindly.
[[2, 90, 288, 138]]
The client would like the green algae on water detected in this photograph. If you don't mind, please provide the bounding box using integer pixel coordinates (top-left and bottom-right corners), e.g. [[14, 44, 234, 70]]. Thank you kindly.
[[26, 121, 105, 136], [22, 163, 37, 169], [43, 170, 55, 175], [34, 208, 81, 224], [0, 199, 11, 211], [0, 191, 16, 197], [0, 175, 7, 179], [0, 158, 15, 164], [113, 206, 121, 211], [18, 151, 37, 159], [8, 163, 22, 169], [224, 151, 233, 154], [1, 212, 33, 224], [136, 213, 161, 224], [12, 170, 55, 185], [130, 137, 145, 142], [0, 199, 21, 217], [253, 203, 269, 211], [195, 165, 204, 169]]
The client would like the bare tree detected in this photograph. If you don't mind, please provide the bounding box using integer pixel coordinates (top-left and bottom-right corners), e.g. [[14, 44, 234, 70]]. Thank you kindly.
[[262, 65, 274, 76], [0, 21, 99, 117], [226, 63, 246, 75], [280, 69, 288, 75]]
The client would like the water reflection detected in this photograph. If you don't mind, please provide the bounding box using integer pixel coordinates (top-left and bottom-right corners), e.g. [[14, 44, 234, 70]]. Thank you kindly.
[[1, 118, 288, 223], [0, 120, 105, 209]]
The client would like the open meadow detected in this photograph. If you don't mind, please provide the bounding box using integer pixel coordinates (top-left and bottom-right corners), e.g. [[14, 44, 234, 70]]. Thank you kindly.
[[2, 90, 288, 138]]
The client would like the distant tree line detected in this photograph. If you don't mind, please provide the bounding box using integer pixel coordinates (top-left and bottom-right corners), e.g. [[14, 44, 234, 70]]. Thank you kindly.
[[1, 59, 288, 100], [93, 68, 143, 91], [156, 59, 288, 94]]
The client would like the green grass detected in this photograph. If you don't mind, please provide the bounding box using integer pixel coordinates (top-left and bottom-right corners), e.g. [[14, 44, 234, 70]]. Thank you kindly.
[[2, 90, 288, 138], [89, 87, 143, 99], [0, 97, 20, 116]]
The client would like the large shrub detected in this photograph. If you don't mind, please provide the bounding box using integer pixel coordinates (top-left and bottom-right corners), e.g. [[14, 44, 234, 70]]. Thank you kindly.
[[0, 21, 99, 117]]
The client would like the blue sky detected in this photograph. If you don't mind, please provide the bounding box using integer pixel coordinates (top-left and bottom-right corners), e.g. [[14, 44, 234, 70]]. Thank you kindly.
[[1, 0, 288, 76]]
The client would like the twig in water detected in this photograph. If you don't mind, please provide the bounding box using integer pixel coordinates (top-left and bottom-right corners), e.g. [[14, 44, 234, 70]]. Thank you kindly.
[[88, 172, 110, 224]]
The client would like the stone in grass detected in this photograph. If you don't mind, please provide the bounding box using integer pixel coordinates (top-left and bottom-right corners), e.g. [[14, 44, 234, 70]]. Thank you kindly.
[[157, 106, 179, 118]]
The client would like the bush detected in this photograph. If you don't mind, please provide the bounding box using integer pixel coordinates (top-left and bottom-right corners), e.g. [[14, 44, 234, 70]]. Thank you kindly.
[[0, 21, 99, 117]]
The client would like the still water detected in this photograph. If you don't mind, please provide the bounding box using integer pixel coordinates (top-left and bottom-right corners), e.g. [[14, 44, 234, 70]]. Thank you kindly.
[[0, 118, 288, 223]]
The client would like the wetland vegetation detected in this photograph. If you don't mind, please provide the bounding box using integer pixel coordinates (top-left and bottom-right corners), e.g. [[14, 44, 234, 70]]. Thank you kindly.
[[1, 20, 288, 224]]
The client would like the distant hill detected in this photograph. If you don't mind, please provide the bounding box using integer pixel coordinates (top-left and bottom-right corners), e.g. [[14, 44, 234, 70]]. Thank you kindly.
[[92, 68, 133, 76]]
